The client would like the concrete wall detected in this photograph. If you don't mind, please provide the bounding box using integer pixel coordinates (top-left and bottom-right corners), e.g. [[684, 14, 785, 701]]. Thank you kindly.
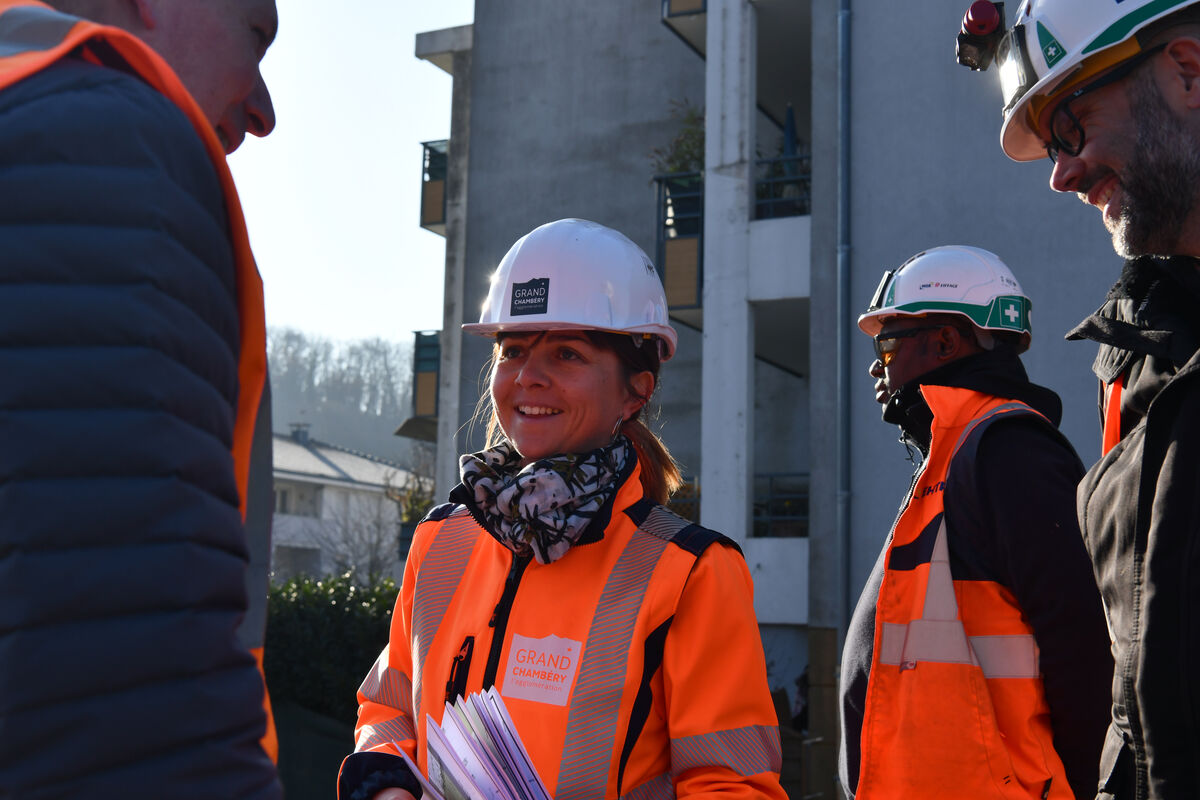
[[453, 0, 708, 470]]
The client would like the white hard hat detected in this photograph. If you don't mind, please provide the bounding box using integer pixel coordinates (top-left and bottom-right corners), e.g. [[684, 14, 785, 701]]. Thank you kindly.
[[857, 245, 1032, 352], [463, 218, 678, 361], [991, 0, 1200, 161]]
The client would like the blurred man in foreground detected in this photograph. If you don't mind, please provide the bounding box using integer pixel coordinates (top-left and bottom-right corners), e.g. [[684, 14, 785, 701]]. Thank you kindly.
[[0, 0, 281, 795]]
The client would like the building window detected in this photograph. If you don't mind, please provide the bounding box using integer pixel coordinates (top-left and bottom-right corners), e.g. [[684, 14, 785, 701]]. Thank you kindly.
[[273, 545, 322, 582], [274, 481, 321, 518]]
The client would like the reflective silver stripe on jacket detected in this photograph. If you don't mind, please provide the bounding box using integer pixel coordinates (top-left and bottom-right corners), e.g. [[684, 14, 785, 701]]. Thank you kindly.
[[0, 5, 77, 58], [411, 510, 478, 715], [556, 529, 673, 800], [358, 715, 418, 753], [878, 520, 1040, 678], [949, 401, 1041, 461], [671, 725, 783, 777], [356, 649, 417, 749]]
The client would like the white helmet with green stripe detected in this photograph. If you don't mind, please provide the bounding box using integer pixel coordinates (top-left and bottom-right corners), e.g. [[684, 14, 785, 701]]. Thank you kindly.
[[858, 246, 1032, 352], [993, 0, 1200, 160]]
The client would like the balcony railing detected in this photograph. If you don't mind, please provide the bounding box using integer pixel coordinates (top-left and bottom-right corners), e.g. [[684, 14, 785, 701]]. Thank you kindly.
[[420, 139, 448, 235], [755, 153, 811, 220], [752, 472, 809, 538], [668, 477, 700, 522], [653, 171, 703, 310]]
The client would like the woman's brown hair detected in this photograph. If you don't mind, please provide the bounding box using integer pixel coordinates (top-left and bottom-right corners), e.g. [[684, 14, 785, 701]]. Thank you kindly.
[[475, 330, 683, 504]]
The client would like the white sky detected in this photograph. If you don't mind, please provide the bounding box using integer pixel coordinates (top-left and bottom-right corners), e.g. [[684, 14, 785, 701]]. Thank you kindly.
[[228, 0, 475, 343]]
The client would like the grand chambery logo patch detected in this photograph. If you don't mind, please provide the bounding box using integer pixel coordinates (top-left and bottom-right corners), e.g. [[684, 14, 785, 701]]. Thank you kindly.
[[501, 633, 581, 707], [510, 278, 549, 316]]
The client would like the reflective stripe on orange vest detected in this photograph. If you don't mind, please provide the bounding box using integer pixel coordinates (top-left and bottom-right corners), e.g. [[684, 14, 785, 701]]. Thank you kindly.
[[671, 726, 783, 777], [411, 511, 480, 717], [557, 527, 671, 799], [878, 519, 1040, 679], [857, 385, 1070, 800], [358, 650, 417, 751], [0, 0, 273, 760]]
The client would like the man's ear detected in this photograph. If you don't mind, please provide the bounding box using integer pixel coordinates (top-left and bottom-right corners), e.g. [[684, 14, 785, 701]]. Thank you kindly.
[[936, 325, 969, 361], [1161, 36, 1200, 109]]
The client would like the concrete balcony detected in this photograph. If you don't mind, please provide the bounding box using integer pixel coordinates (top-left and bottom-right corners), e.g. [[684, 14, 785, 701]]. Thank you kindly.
[[661, 0, 810, 137]]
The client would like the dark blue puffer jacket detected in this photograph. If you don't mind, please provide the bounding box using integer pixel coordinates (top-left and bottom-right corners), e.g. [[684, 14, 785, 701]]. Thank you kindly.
[[0, 56, 281, 798]]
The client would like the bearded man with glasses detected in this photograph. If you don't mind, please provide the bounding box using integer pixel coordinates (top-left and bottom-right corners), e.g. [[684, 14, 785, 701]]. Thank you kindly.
[[839, 246, 1111, 800], [958, 2, 1200, 796]]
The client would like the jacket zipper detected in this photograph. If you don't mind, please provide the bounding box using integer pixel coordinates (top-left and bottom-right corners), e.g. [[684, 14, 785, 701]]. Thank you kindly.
[[482, 552, 531, 690], [445, 635, 475, 704]]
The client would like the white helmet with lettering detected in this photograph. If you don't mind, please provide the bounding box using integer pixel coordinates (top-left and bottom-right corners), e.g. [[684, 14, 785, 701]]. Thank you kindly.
[[990, 0, 1200, 160], [858, 245, 1032, 353], [463, 218, 678, 361]]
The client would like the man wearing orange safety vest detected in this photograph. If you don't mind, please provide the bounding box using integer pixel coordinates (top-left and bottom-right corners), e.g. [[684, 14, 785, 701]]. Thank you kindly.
[[0, 0, 281, 795], [839, 247, 1112, 800]]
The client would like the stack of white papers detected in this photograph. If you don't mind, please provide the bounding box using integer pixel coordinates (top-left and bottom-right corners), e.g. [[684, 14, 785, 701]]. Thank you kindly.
[[399, 687, 553, 800]]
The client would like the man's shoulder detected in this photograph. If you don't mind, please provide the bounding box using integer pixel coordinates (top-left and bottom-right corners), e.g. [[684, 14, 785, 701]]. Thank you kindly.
[[949, 400, 1083, 500], [0, 56, 207, 165], [0, 55, 229, 250]]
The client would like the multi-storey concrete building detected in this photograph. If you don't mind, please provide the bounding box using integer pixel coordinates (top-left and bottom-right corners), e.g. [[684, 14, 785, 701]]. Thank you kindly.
[[407, 2, 1120, 795]]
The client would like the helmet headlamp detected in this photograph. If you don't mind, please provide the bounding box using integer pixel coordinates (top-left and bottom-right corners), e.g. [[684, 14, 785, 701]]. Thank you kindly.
[[997, 24, 1038, 116]]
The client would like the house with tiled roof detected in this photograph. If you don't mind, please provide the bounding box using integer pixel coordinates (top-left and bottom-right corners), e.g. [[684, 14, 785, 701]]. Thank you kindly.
[[271, 424, 414, 582]]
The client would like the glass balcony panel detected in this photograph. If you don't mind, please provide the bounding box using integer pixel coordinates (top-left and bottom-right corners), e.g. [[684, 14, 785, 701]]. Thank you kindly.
[[412, 331, 440, 419], [654, 171, 704, 312], [420, 140, 449, 235]]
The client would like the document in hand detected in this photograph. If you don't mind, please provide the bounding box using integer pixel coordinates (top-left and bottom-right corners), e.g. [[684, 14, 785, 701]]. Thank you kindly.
[[402, 687, 554, 800]]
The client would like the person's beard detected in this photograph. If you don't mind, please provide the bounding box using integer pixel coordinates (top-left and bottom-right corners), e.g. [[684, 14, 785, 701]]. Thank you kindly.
[[1114, 71, 1200, 256]]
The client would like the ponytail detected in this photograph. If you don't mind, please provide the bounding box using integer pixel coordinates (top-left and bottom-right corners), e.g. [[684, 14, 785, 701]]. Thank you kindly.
[[620, 417, 682, 504]]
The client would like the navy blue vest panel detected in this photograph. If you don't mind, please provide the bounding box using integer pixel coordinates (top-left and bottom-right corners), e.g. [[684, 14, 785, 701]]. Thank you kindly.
[[0, 59, 279, 798]]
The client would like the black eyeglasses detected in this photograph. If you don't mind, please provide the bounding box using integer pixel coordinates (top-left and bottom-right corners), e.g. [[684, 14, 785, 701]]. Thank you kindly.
[[873, 326, 946, 366], [1045, 44, 1166, 163]]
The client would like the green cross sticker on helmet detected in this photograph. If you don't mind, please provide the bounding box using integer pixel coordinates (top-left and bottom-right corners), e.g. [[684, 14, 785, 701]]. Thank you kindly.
[[1037, 21, 1065, 66], [998, 297, 1027, 329], [858, 246, 1033, 353]]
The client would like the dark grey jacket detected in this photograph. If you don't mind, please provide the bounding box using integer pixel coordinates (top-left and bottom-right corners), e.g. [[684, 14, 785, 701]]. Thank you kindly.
[[0, 52, 280, 798], [1068, 257, 1200, 800]]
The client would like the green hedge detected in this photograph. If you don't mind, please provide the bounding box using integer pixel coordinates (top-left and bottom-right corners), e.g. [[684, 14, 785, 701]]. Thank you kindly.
[[264, 572, 398, 724]]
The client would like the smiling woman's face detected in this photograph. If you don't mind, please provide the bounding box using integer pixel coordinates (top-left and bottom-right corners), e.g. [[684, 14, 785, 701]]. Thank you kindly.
[[490, 331, 643, 462]]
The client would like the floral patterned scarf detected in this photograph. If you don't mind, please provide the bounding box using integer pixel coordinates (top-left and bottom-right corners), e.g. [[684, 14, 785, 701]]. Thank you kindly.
[[458, 437, 631, 564]]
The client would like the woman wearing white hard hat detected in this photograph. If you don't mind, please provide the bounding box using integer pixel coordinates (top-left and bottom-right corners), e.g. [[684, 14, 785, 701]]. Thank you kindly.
[[339, 219, 787, 800]]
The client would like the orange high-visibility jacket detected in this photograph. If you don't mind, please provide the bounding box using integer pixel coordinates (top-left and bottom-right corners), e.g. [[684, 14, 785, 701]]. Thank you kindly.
[[856, 385, 1071, 800], [346, 459, 787, 800], [0, 0, 276, 760]]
